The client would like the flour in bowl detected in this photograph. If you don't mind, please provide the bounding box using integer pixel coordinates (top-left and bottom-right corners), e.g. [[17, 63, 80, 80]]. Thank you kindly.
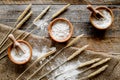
[[11, 43, 31, 62], [51, 21, 70, 40], [92, 10, 112, 29]]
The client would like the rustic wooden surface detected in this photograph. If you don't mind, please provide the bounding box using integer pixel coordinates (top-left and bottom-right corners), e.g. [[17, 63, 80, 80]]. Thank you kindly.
[[0, 4, 120, 53], [0, 0, 120, 80], [0, 0, 120, 4]]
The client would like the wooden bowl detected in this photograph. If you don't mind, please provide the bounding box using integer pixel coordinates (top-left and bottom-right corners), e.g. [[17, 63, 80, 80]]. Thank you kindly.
[[8, 40, 32, 65], [48, 18, 73, 42], [90, 6, 114, 30]]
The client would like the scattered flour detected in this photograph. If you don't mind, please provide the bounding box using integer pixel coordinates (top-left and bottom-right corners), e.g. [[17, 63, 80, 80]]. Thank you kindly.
[[34, 20, 48, 36], [56, 61, 81, 80], [47, 60, 82, 80], [51, 20, 70, 40], [56, 70, 80, 80], [32, 46, 48, 60], [34, 20, 48, 30], [32, 46, 56, 61], [33, 20, 49, 35], [11, 43, 31, 62], [92, 10, 112, 29]]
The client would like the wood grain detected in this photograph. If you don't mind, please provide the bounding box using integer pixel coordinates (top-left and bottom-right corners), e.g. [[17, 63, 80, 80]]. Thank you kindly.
[[0, 2, 120, 80], [0, 5, 120, 53], [0, 0, 120, 5], [0, 5, 119, 37]]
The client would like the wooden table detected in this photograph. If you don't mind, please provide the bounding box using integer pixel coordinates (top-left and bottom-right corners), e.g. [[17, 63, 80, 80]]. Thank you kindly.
[[0, 0, 120, 52], [0, 0, 120, 79]]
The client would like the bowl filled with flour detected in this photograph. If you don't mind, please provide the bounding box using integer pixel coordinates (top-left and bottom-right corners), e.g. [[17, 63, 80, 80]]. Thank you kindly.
[[8, 40, 32, 65], [48, 18, 73, 42], [89, 6, 114, 30]]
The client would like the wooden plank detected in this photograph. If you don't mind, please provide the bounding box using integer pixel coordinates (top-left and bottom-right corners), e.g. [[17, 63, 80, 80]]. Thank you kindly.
[[0, 0, 119, 5], [0, 5, 119, 53], [0, 5, 119, 37], [0, 4, 120, 80]]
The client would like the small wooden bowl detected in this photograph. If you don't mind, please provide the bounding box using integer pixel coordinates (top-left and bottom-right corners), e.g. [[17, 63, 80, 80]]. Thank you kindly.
[[48, 18, 73, 42], [90, 6, 114, 30], [8, 40, 32, 65]]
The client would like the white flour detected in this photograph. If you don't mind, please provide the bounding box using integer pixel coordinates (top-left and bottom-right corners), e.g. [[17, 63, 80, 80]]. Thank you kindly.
[[56, 70, 80, 80], [32, 46, 48, 60], [11, 43, 31, 62], [34, 20, 48, 30], [33, 20, 49, 36], [32, 46, 56, 61], [47, 60, 81, 80], [51, 21, 70, 40], [92, 10, 112, 28], [56, 61, 81, 80]]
